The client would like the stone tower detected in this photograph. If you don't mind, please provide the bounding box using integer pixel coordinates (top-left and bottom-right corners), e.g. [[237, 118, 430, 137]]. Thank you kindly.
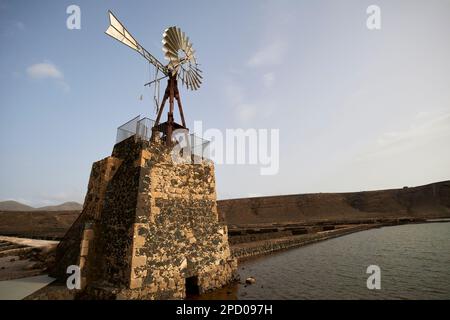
[[52, 132, 237, 299]]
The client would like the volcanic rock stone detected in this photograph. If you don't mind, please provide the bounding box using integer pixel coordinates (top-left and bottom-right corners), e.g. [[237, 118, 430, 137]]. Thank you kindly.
[[52, 136, 237, 299]]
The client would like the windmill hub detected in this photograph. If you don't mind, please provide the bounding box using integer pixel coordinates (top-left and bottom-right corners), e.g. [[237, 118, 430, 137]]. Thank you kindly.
[[105, 11, 203, 146]]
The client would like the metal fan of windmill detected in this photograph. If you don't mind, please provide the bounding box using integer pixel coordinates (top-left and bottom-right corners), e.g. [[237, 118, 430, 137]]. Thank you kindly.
[[105, 10, 202, 145]]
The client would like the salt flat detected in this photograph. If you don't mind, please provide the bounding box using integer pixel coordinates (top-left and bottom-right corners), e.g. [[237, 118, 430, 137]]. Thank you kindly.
[[0, 236, 58, 248], [0, 274, 55, 300]]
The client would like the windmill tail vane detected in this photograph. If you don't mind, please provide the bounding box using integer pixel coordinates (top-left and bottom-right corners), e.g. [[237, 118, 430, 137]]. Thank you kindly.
[[105, 10, 203, 146]]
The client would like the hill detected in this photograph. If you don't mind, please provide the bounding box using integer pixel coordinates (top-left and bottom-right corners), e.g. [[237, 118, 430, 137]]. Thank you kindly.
[[0, 210, 80, 239], [0, 181, 449, 238], [218, 181, 450, 226], [0, 201, 35, 211], [0, 201, 82, 212], [37, 202, 83, 211]]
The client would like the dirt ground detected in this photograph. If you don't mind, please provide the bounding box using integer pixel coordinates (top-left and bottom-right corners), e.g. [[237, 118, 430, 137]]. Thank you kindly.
[[0, 237, 58, 281]]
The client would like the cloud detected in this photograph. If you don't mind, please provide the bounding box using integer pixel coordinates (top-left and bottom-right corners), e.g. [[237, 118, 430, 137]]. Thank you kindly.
[[224, 81, 244, 106], [377, 112, 449, 148], [26, 62, 70, 92], [247, 41, 287, 67], [27, 62, 63, 79], [236, 103, 257, 122], [56, 81, 71, 93], [224, 74, 278, 123], [14, 21, 25, 30], [358, 111, 450, 161], [0, 19, 26, 37], [224, 81, 258, 123], [262, 72, 275, 88]]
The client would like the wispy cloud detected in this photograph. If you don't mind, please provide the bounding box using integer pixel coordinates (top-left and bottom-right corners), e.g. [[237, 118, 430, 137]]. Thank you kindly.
[[262, 72, 275, 88], [224, 77, 277, 123], [14, 21, 25, 30], [26, 62, 70, 92], [247, 41, 287, 67], [225, 81, 257, 122], [27, 62, 63, 79], [0, 19, 26, 37], [377, 112, 449, 147], [223, 3, 293, 123], [358, 111, 450, 161], [236, 103, 257, 122]]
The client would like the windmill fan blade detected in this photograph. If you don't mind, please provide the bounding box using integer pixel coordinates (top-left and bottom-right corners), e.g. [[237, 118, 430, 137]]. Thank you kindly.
[[106, 11, 139, 51], [162, 26, 202, 90], [186, 71, 194, 90], [106, 11, 168, 75], [191, 71, 201, 90], [183, 70, 189, 87], [186, 68, 202, 91], [191, 66, 203, 80]]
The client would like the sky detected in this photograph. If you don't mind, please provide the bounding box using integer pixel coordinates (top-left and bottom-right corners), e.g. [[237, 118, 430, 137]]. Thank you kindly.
[[0, 0, 449, 207]]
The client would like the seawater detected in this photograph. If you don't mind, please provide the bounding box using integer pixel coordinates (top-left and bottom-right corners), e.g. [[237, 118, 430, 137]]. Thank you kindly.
[[199, 222, 450, 300]]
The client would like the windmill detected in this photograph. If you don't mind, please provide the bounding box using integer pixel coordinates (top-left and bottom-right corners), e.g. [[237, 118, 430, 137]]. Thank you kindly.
[[105, 10, 202, 145]]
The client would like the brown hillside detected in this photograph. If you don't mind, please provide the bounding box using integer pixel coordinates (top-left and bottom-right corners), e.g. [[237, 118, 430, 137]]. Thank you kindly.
[[0, 201, 83, 212], [0, 181, 449, 239], [0, 211, 79, 239], [0, 201, 35, 211], [217, 181, 450, 226]]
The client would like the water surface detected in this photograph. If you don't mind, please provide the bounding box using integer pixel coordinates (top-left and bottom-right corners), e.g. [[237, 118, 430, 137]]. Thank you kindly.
[[202, 222, 450, 300]]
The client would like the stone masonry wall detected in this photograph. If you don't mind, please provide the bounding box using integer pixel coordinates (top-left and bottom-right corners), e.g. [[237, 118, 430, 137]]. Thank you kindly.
[[123, 142, 237, 299], [51, 157, 121, 279], [88, 138, 146, 288], [80, 136, 237, 299]]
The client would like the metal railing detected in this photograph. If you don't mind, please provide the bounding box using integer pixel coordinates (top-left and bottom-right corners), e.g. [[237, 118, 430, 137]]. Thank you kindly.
[[116, 115, 140, 143], [136, 117, 155, 142], [116, 115, 211, 159], [189, 133, 210, 160]]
